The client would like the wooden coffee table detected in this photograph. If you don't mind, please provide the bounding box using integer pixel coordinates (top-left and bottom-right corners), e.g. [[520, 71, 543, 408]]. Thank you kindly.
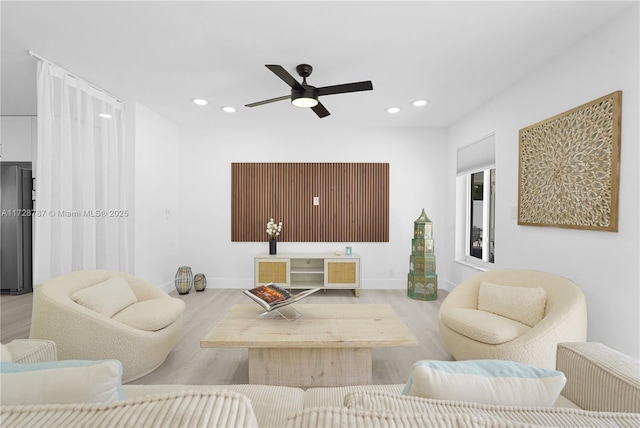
[[200, 303, 418, 387]]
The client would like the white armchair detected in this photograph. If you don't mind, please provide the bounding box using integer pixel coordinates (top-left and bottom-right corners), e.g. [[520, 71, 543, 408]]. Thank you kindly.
[[438, 269, 587, 369], [29, 270, 184, 382]]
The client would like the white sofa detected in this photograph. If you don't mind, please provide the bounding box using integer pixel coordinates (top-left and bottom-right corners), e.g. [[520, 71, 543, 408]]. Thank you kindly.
[[28, 270, 185, 382], [1, 340, 638, 427], [439, 269, 588, 369]]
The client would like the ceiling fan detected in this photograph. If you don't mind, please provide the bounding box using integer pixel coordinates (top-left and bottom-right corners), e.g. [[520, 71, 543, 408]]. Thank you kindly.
[[245, 64, 373, 118]]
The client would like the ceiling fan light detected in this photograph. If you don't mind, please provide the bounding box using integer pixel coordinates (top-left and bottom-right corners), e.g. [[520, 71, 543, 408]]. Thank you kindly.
[[291, 86, 319, 108], [292, 97, 318, 108]]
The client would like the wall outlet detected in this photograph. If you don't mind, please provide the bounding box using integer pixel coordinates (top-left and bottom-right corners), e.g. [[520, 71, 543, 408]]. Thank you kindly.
[[313, 196, 319, 206]]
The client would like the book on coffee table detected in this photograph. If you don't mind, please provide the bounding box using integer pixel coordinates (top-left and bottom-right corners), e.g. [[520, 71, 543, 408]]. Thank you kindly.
[[243, 283, 320, 312]]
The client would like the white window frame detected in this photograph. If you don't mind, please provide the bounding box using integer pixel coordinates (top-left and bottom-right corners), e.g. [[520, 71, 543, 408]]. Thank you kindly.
[[455, 134, 495, 271]]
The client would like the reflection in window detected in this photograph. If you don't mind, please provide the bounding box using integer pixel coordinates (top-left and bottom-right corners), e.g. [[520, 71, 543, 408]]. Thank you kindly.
[[470, 172, 484, 259], [468, 169, 495, 263]]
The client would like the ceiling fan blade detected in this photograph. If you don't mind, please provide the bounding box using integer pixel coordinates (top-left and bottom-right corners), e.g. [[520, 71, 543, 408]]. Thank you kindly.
[[317, 81, 373, 96], [266, 65, 304, 90], [311, 102, 330, 118], [245, 95, 290, 108]]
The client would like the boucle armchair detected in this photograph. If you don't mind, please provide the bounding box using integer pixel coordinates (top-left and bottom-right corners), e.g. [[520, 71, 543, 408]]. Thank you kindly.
[[29, 270, 184, 382], [438, 269, 587, 369]]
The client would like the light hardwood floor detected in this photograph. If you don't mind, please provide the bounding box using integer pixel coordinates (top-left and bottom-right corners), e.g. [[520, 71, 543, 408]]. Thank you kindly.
[[0, 287, 453, 386]]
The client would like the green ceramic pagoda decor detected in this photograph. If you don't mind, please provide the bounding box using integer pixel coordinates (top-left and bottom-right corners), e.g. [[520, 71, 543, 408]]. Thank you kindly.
[[408, 209, 438, 301]]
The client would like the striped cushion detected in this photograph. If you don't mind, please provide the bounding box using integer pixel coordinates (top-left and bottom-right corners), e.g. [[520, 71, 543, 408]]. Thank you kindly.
[[344, 391, 640, 427], [303, 384, 404, 408], [557, 342, 640, 413], [123, 384, 303, 428], [285, 407, 532, 428], [4, 340, 57, 364], [0, 389, 258, 428]]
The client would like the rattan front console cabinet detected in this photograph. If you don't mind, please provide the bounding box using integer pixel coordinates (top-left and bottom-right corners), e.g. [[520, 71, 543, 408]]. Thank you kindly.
[[254, 253, 361, 296]]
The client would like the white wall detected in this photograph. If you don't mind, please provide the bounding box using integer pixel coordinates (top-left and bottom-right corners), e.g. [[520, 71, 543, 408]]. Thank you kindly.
[[0, 116, 36, 162], [131, 103, 181, 292], [174, 126, 447, 291], [441, 5, 640, 358]]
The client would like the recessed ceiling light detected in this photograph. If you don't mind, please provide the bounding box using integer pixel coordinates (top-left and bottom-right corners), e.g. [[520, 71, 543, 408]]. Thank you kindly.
[[192, 98, 208, 106], [412, 99, 429, 107], [386, 106, 401, 114], [98, 113, 112, 119], [222, 106, 236, 113]]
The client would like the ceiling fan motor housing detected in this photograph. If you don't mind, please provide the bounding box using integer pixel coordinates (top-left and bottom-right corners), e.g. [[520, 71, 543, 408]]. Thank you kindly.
[[291, 85, 318, 107]]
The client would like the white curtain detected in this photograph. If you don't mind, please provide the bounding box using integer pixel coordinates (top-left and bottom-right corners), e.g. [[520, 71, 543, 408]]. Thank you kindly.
[[34, 60, 131, 284]]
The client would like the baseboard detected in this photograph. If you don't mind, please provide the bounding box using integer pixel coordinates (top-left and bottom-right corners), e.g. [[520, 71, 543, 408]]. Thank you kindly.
[[159, 281, 175, 294], [361, 279, 407, 289], [170, 278, 409, 291]]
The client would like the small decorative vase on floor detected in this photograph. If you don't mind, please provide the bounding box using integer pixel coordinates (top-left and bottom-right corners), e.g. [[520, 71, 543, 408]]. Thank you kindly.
[[194, 273, 207, 292], [269, 238, 277, 255], [175, 266, 194, 295]]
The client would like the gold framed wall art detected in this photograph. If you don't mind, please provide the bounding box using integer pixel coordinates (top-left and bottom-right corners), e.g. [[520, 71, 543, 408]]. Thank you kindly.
[[518, 91, 621, 232]]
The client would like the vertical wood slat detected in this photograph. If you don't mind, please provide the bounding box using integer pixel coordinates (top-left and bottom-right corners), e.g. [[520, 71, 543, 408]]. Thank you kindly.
[[231, 163, 389, 242]]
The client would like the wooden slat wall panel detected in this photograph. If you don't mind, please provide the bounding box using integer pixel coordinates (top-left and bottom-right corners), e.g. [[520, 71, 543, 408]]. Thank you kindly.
[[231, 163, 389, 242]]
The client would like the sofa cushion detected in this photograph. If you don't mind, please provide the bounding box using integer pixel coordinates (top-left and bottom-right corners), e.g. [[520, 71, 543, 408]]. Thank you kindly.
[[345, 389, 580, 410], [285, 406, 540, 428], [0, 389, 259, 428], [478, 282, 547, 327], [303, 384, 404, 408], [71, 276, 137, 317], [402, 359, 566, 407], [0, 360, 124, 405], [440, 307, 530, 344], [112, 298, 184, 331], [123, 384, 303, 428], [344, 391, 640, 427]]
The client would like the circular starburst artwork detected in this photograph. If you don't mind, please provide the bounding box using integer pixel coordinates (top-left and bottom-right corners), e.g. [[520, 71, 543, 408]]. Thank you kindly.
[[518, 91, 621, 231]]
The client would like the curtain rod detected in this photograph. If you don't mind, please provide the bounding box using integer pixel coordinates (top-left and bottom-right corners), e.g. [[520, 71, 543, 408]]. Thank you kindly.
[[29, 50, 124, 105]]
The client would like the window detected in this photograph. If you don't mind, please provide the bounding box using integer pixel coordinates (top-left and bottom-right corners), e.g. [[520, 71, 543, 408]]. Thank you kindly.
[[456, 134, 495, 267], [468, 168, 495, 262]]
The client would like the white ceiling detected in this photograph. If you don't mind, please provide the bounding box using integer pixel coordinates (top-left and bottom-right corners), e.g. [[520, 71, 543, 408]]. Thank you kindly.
[[1, 1, 633, 130]]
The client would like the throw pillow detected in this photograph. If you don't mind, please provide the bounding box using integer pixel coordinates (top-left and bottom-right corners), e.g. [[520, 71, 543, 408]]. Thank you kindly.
[[478, 282, 547, 327], [0, 360, 124, 405], [1, 343, 12, 362], [112, 298, 184, 331], [403, 359, 566, 407], [71, 276, 138, 317]]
